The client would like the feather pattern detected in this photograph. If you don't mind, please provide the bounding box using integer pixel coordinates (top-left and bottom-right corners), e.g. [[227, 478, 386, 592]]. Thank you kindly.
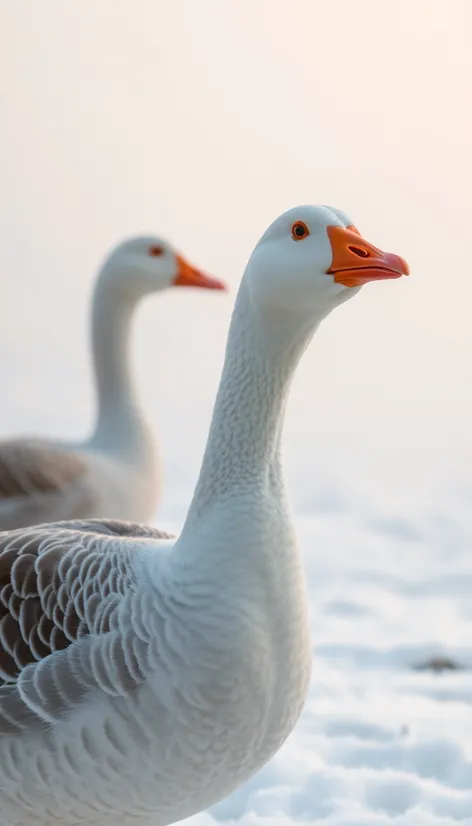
[[0, 441, 89, 501], [0, 520, 174, 736]]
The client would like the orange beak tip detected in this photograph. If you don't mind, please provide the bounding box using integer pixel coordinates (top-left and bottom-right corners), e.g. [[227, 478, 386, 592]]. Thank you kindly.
[[207, 276, 228, 291], [174, 271, 228, 291], [196, 273, 228, 291]]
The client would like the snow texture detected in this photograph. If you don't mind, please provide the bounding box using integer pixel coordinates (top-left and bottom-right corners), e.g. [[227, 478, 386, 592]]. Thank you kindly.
[[175, 484, 472, 826]]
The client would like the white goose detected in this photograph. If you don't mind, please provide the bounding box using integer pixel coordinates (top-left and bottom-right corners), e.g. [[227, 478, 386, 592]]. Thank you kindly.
[[0, 237, 225, 530], [0, 205, 409, 826]]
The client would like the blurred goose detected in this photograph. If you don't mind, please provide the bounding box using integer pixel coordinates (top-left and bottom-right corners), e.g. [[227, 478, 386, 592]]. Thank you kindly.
[[0, 206, 408, 826], [0, 237, 225, 530]]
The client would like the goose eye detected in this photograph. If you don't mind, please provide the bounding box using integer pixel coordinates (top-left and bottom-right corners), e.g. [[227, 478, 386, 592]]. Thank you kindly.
[[149, 245, 164, 257], [291, 221, 310, 241]]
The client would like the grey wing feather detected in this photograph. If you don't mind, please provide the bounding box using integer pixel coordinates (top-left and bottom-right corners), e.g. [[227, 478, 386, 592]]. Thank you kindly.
[[0, 519, 175, 735], [0, 439, 88, 499], [0, 439, 99, 530]]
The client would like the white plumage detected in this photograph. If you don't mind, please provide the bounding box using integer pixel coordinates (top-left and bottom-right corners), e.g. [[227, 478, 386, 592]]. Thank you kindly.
[[0, 205, 408, 825], [0, 237, 225, 530]]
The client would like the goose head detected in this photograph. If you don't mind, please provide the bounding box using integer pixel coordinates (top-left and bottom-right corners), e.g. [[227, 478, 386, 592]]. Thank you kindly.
[[100, 236, 227, 299], [245, 205, 409, 317]]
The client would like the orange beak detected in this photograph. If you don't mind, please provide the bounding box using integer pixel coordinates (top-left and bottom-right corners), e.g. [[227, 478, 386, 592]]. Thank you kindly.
[[173, 253, 227, 291], [327, 225, 409, 287]]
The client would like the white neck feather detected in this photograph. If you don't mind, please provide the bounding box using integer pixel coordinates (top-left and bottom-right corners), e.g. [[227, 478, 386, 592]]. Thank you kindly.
[[182, 278, 325, 530], [88, 274, 152, 461]]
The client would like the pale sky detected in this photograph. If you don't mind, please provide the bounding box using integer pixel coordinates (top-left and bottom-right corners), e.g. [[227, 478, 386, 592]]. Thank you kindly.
[[1, 0, 471, 496]]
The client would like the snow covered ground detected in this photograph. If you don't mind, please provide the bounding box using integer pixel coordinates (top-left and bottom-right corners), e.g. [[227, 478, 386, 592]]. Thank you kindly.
[[185, 484, 472, 826]]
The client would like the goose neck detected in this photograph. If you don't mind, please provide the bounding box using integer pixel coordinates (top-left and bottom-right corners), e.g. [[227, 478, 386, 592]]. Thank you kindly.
[[183, 281, 323, 523], [89, 274, 147, 454]]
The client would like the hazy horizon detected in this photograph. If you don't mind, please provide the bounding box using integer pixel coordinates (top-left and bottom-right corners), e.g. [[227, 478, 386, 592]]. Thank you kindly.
[[1, 0, 471, 501]]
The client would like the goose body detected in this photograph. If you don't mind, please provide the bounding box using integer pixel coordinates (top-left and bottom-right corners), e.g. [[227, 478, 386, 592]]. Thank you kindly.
[[0, 206, 408, 825], [0, 238, 225, 530]]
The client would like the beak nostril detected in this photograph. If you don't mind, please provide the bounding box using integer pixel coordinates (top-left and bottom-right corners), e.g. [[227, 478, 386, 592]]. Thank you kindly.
[[348, 245, 370, 258]]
